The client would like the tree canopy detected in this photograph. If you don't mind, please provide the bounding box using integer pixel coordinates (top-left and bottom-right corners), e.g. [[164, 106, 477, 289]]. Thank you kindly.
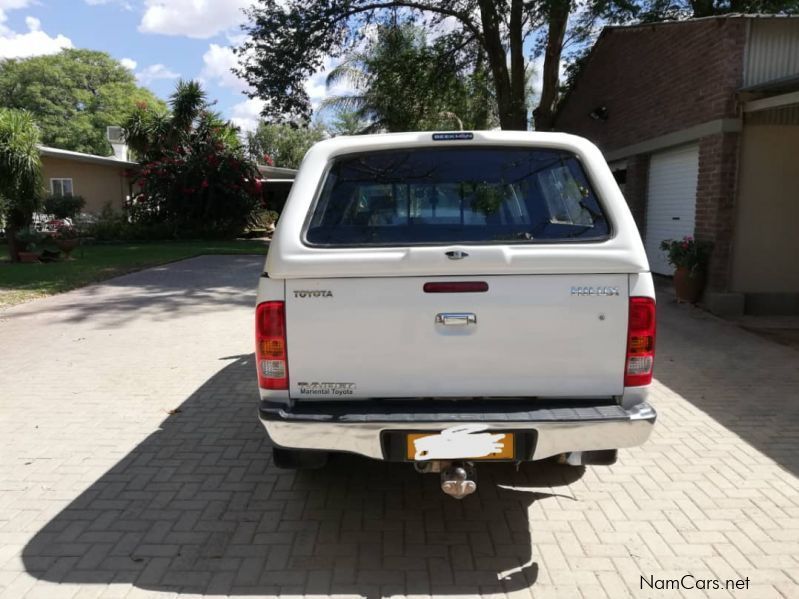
[[328, 108, 369, 136], [236, 0, 638, 131], [320, 23, 497, 132], [0, 49, 164, 156], [246, 122, 328, 168], [640, 0, 799, 20]]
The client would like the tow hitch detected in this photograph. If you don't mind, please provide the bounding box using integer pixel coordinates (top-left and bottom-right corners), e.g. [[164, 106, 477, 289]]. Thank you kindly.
[[414, 460, 477, 499]]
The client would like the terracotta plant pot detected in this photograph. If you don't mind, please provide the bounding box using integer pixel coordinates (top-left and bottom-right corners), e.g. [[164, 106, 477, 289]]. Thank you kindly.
[[55, 238, 79, 258], [18, 251, 40, 264], [673, 266, 706, 304]]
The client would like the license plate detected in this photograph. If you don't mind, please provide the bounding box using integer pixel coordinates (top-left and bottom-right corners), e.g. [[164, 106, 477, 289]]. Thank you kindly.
[[406, 426, 514, 461]]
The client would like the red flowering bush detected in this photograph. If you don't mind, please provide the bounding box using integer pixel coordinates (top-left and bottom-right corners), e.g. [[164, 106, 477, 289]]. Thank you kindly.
[[123, 81, 262, 238]]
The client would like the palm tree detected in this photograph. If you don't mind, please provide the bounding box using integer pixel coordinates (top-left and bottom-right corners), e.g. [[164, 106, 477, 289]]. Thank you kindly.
[[319, 52, 373, 128], [124, 80, 213, 161], [0, 109, 42, 262], [170, 80, 206, 134], [319, 24, 497, 133]]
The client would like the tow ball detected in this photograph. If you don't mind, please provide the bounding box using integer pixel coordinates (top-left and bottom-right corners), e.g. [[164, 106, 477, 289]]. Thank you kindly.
[[415, 460, 477, 499]]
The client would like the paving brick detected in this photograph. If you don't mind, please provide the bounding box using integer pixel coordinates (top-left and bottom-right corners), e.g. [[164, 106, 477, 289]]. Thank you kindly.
[[0, 257, 796, 598]]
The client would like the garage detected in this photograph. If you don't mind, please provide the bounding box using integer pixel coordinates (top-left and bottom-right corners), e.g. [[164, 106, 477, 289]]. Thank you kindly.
[[644, 144, 699, 275]]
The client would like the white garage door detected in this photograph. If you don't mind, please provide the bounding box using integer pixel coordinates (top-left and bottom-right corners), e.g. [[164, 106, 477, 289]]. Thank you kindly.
[[645, 145, 699, 275]]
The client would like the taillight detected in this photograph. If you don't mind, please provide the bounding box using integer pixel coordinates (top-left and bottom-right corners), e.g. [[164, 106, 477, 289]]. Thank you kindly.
[[256, 301, 288, 390], [625, 297, 656, 387]]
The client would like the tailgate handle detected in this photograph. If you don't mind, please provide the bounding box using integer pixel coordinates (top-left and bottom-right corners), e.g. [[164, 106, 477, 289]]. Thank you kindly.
[[436, 312, 477, 326]]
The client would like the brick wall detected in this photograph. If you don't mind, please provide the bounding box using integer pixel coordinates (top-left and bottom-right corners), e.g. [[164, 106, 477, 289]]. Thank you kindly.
[[623, 154, 650, 234], [555, 18, 747, 153], [554, 18, 749, 291], [696, 133, 741, 290]]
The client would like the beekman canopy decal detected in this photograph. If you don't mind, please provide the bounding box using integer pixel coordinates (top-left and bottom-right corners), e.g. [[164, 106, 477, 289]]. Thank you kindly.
[[432, 132, 474, 141]]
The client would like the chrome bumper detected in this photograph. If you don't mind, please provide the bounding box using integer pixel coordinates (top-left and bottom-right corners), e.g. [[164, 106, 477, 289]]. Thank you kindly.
[[259, 401, 656, 461]]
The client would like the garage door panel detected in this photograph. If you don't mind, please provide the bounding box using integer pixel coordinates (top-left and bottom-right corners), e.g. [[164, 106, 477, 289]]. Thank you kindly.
[[645, 145, 699, 275]]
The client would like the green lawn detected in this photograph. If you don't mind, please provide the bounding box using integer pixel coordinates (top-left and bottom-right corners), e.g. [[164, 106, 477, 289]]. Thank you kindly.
[[0, 240, 268, 307]]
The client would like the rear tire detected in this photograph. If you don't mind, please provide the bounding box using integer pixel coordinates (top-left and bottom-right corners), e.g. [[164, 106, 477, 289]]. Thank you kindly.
[[272, 447, 329, 469]]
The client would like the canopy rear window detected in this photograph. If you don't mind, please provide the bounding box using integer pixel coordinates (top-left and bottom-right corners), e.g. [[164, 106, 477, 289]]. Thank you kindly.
[[305, 147, 610, 246]]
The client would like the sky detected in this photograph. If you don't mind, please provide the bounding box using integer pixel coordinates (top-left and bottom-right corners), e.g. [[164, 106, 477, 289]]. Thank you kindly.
[[0, 0, 332, 132]]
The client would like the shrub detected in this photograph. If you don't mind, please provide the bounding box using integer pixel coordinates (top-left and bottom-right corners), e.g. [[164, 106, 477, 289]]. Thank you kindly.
[[123, 80, 262, 240], [51, 222, 81, 240], [43, 195, 86, 219], [127, 148, 261, 238], [82, 203, 241, 241], [15, 228, 46, 251], [253, 209, 279, 229]]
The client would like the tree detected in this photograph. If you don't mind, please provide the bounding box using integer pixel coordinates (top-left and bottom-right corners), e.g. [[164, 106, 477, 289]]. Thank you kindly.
[[320, 23, 497, 132], [328, 108, 369, 136], [0, 109, 42, 262], [236, 0, 637, 131], [0, 49, 164, 156], [246, 122, 328, 168], [123, 81, 261, 238], [639, 0, 799, 19]]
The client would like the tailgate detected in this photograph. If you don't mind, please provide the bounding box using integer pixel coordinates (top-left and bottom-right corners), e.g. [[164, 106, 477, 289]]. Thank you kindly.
[[285, 275, 628, 399]]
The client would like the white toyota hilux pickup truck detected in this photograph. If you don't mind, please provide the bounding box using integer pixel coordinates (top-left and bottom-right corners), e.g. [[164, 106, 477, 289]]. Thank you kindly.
[[256, 131, 656, 498]]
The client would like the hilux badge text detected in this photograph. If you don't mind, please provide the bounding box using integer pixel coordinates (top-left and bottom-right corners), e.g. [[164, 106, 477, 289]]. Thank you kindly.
[[571, 286, 620, 297]]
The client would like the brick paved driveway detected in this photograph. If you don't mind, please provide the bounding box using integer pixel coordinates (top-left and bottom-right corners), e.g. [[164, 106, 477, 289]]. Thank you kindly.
[[0, 256, 797, 599]]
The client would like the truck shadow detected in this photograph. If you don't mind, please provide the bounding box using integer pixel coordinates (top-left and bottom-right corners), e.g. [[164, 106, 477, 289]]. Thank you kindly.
[[21, 354, 584, 596]]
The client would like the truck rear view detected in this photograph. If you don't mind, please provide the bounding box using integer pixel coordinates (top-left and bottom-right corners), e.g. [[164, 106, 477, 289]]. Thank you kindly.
[[256, 131, 656, 498]]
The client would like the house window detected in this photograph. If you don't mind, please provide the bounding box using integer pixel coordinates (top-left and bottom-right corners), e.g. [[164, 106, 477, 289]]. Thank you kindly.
[[50, 178, 73, 197]]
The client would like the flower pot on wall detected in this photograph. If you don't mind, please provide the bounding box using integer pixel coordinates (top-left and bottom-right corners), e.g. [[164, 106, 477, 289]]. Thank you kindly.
[[673, 267, 706, 304]]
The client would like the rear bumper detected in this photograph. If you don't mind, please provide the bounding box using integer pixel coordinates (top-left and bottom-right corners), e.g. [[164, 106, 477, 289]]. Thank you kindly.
[[258, 400, 656, 461]]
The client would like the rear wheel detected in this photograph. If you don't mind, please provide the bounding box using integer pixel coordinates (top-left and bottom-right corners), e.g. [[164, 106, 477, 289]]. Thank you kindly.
[[271, 447, 329, 469]]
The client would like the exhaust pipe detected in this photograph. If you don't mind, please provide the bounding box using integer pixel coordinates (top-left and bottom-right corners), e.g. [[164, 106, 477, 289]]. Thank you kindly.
[[440, 462, 477, 499]]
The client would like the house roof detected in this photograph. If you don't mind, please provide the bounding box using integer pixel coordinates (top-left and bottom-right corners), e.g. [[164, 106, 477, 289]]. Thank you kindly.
[[739, 73, 799, 94], [554, 14, 799, 126], [257, 164, 297, 180], [39, 145, 300, 177], [38, 145, 137, 168]]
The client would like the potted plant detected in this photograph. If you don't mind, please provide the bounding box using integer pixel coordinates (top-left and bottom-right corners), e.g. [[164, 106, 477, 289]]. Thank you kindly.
[[51, 223, 80, 258], [15, 229, 44, 263], [660, 236, 713, 303]]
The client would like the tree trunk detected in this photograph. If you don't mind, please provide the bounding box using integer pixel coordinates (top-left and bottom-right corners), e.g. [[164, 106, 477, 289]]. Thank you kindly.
[[533, 0, 570, 132], [477, 0, 526, 130], [472, 52, 491, 129], [507, 0, 527, 130], [6, 224, 21, 263]]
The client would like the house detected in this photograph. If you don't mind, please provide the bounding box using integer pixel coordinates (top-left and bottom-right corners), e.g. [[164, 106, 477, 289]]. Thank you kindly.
[[39, 145, 136, 214], [553, 15, 799, 316], [38, 142, 298, 222]]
